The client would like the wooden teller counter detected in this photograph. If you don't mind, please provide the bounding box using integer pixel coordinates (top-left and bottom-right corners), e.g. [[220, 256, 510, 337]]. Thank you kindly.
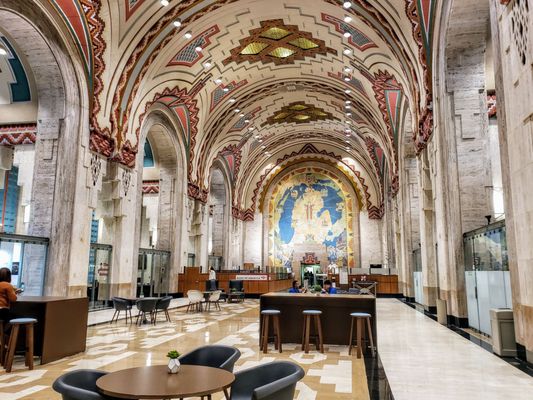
[[178, 267, 292, 295]]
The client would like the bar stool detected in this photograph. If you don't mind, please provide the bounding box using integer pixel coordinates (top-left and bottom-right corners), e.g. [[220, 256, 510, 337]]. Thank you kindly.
[[4, 318, 37, 373], [260, 309, 282, 353], [348, 312, 375, 359], [301, 310, 324, 354]]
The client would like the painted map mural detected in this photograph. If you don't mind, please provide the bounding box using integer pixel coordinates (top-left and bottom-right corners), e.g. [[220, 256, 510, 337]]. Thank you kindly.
[[268, 169, 355, 268]]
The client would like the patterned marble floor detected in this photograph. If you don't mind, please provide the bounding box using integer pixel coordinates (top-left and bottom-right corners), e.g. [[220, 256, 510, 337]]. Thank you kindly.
[[0, 300, 371, 400]]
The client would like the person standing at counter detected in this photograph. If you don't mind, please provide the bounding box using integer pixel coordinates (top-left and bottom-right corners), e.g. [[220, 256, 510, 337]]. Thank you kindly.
[[0, 267, 20, 323], [209, 267, 216, 281], [322, 279, 337, 294]]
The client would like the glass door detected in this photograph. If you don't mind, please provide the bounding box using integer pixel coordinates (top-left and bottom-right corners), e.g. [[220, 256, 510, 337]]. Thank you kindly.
[[137, 249, 171, 297], [413, 248, 424, 304], [88, 243, 112, 310]]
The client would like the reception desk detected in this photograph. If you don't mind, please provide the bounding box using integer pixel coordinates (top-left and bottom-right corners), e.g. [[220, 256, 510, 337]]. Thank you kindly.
[[11, 296, 89, 364], [259, 292, 376, 346]]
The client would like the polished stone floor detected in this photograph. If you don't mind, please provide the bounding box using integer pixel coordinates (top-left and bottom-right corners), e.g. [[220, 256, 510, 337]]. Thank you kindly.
[[377, 299, 533, 400], [0, 300, 371, 400]]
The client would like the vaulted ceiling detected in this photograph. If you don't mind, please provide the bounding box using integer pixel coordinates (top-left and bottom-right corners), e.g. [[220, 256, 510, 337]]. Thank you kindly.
[[1, 0, 438, 220]]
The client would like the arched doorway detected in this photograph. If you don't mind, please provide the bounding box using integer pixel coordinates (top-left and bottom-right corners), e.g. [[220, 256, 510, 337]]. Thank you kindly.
[[207, 163, 231, 271]]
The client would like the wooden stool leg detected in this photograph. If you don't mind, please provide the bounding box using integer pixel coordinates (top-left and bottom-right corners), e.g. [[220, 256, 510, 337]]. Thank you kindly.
[[366, 317, 375, 357], [301, 317, 306, 351], [260, 315, 265, 352], [348, 317, 354, 355], [304, 315, 311, 354], [5, 324, 20, 373], [274, 315, 282, 353], [356, 318, 362, 359], [25, 324, 34, 370], [262, 315, 269, 354], [316, 316, 324, 353], [0, 321, 4, 366], [313, 316, 320, 351]]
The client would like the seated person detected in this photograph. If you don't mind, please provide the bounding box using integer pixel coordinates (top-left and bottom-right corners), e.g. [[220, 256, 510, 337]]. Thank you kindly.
[[288, 280, 300, 293], [322, 279, 337, 294]]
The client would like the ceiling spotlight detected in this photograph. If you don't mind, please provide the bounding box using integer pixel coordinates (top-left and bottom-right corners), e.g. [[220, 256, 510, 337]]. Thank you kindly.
[[214, 78, 222, 84], [229, 98, 236, 103], [345, 89, 351, 94], [248, 127, 254, 131], [346, 112, 352, 116], [244, 119, 250, 123], [234, 108, 240, 112], [345, 128, 351, 133], [345, 105, 351, 109], [184, 31, 192, 39], [344, 76, 350, 82], [346, 140, 350, 143], [203, 61, 211, 68], [345, 120, 351, 124], [259, 139, 263, 143], [195, 46, 202, 52], [343, 48, 351, 55], [345, 147, 350, 150], [254, 135, 260, 139], [0, 47, 7, 56], [346, 133, 351, 137], [161, 0, 169, 6], [344, 15, 352, 23], [345, 100, 351, 104], [344, 66, 352, 73], [239, 113, 245, 117], [343, 1, 352, 8], [173, 19, 182, 27], [223, 87, 229, 92], [261, 145, 266, 149], [343, 31, 351, 38]]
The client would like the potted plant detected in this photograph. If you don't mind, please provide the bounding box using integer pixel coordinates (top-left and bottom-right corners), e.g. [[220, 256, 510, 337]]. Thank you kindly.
[[312, 284, 323, 295], [166, 350, 180, 374]]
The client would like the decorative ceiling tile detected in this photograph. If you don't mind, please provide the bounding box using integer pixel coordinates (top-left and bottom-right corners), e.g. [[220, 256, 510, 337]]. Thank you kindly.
[[167, 26, 220, 67], [210, 80, 248, 111], [321, 14, 377, 51], [262, 101, 338, 126], [223, 19, 336, 66]]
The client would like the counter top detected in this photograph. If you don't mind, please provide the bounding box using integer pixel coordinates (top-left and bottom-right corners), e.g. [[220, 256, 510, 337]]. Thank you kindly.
[[261, 292, 376, 300]]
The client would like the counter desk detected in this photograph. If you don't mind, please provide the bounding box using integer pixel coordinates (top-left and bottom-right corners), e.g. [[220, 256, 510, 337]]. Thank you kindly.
[[259, 292, 376, 346], [11, 296, 89, 364]]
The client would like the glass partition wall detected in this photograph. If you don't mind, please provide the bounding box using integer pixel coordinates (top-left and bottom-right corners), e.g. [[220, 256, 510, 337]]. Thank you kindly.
[[0, 233, 48, 295], [463, 220, 512, 336], [88, 243, 113, 310], [412, 248, 423, 304], [137, 248, 171, 298]]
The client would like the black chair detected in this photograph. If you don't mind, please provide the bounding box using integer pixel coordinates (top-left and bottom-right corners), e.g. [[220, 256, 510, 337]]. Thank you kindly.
[[135, 298, 158, 325], [179, 345, 241, 373], [206, 279, 219, 291], [52, 369, 127, 400], [110, 297, 132, 324], [230, 361, 305, 400], [154, 296, 173, 323], [228, 280, 245, 302]]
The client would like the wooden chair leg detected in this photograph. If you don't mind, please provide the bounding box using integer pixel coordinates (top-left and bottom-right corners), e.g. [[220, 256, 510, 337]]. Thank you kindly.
[[366, 317, 375, 357], [5, 324, 20, 373], [25, 324, 34, 370], [0, 321, 4, 366], [304, 315, 311, 354], [301, 317, 306, 351], [274, 315, 282, 353], [316, 316, 324, 353], [262, 315, 269, 354], [348, 317, 354, 355], [259, 315, 265, 352], [356, 318, 362, 359]]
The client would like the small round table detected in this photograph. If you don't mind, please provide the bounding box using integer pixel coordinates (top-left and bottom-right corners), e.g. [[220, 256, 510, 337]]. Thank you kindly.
[[96, 365, 234, 399]]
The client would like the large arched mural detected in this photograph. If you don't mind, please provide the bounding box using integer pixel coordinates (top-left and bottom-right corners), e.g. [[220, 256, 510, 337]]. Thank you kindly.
[[267, 167, 357, 269]]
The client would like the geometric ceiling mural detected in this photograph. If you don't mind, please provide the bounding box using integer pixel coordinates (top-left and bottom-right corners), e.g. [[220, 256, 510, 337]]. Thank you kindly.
[[261, 101, 338, 126], [222, 19, 337, 66]]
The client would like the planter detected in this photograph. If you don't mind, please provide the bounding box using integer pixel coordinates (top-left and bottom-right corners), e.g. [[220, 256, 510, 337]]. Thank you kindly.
[[167, 358, 180, 374]]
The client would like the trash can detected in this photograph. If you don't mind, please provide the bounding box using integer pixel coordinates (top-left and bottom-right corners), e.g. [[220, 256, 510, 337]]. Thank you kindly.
[[490, 308, 517, 357]]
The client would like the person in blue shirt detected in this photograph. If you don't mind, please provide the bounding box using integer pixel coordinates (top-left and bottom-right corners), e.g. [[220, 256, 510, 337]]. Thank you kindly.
[[322, 280, 337, 294], [288, 280, 301, 293]]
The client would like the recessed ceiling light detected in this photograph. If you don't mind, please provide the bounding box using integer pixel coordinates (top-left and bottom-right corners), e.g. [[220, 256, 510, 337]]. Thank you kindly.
[[344, 76, 350, 82], [184, 31, 192, 39], [259, 139, 263, 143], [345, 100, 351, 104], [345, 120, 351, 124], [343, 1, 352, 8], [344, 15, 352, 23], [345, 147, 350, 150], [161, 0, 169, 6], [173, 19, 182, 27], [343, 32, 351, 38], [343, 48, 351, 55], [346, 140, 350, 143], [214, 78, 222, 84], [203, 61, 211, 68], [261, 145, 266, 149], [345, 89, 351, 94], [344, 66, 352, 73], [346, 133, 351, 137], [244, 119, 250, 123], [0, 48, 7, 56], [223, 87, 229, 92], [229, 98, 236, 103], [239, 113, 245, 117], [254, 135, 260, 139], [248, 127, 254, 131], [345, 128, 351, 133], [195, 46, 202, 52], [346, 112, 352, 116], [234, 108, 240, 112]]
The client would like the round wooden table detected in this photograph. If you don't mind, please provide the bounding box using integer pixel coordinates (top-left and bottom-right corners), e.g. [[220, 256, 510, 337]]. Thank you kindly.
[[96, 365, 234, 399]]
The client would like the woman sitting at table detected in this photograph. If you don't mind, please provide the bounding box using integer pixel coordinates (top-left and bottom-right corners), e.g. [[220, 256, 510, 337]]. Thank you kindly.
[[288, 280, 301, 293], [0, 267, 20, 323], [322, 279, 337, 294]]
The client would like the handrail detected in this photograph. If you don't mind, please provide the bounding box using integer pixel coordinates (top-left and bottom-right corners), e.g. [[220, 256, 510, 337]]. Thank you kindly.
[[463, 219, 505, 239], [0, 233, 49, 244]]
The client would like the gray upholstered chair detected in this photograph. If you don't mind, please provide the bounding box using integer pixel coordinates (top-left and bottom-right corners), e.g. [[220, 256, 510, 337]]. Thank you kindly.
[[154, 296, 173, 323], [135, 298, 158, 325], [52, 369, 127, 400], [110, 297, 132, 324], [179, 345, 241, 372], [230, 361, 305, 400]]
